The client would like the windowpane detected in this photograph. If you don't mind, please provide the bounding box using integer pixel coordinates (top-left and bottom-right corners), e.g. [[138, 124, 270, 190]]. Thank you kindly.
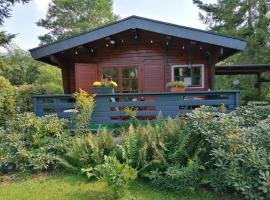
[[111, 68, 118, 78], [102, 68, 110, 78], [173, 65, 202, 87], [131, 79, 138, 91], [122, 68, 129, 78]]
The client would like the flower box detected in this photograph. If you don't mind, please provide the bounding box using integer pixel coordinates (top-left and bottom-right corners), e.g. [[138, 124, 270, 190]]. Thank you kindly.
[[170, 87, 185, 92], [93, 87, 114, 94], [166, 81, 186, 92]]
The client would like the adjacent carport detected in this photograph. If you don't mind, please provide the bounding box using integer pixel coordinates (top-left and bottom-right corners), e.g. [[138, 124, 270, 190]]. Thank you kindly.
[[215, 64, 270, 100]]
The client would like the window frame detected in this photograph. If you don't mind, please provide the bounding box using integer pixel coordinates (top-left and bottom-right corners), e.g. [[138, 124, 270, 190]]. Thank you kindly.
[[171, 64, 205, 88]]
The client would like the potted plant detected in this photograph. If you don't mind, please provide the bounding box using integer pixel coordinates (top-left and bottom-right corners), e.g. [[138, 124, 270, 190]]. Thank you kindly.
[[92, 81, 118, 94], [166, 81, 186, 92]]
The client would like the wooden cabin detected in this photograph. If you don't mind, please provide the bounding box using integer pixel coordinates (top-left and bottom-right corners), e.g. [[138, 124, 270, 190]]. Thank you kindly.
[[30, 16, 247, 124]]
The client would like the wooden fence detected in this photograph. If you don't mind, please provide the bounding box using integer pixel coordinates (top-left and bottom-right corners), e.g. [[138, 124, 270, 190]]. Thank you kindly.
[[33, 90, 240, 125]]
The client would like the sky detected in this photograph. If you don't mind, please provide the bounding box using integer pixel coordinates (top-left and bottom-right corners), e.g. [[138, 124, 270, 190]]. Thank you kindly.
[[2, 0, 216, 51]]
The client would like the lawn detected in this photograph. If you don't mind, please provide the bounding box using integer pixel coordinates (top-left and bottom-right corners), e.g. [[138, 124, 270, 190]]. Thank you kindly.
[[0, 174, 232, 200]]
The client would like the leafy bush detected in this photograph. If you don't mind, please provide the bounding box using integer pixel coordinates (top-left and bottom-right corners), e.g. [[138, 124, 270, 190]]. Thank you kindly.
[[0, 76, 15, 126], [98, 156, 137, 199], [73, 89, 95, 134], [58, 128, 115, 173], [188, 105, 270, 200], [150, 159, 204, 192], [15, 84, 48, 113], [0, 113, 70, 172]]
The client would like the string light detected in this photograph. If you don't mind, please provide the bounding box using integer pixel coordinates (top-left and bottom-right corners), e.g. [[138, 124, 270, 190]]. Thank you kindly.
[[75, 51, 78, 55], [150, 39, 154, 44]]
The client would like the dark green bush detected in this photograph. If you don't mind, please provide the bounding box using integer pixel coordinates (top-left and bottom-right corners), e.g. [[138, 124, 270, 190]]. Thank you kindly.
[[187, 104, 270, 200], [0, 113, 70, 172]]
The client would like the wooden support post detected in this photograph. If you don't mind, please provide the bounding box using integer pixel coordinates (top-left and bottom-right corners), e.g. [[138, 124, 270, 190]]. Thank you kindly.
[[208, 53, 218, 90], [50, 55, 71, 93]]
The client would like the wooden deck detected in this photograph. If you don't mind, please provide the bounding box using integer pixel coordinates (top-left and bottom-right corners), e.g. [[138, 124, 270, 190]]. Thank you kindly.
[[33, 90, 240, 125]]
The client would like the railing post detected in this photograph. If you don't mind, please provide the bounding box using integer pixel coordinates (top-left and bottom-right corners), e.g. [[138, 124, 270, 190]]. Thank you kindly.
[[32, 96, 38, 115], [235, 91, 240, 108]]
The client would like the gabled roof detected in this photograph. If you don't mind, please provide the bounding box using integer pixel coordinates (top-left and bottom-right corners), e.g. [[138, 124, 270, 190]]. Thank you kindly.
[[30, 15, 247, 59]]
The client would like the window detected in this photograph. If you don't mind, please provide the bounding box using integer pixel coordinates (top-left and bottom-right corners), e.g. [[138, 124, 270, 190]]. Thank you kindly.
[[101, 66, 138, 93], [171, 65, 204, 88]]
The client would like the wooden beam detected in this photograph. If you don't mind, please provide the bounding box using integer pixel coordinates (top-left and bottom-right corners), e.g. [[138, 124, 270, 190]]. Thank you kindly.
[[208, 52, 218, 90]]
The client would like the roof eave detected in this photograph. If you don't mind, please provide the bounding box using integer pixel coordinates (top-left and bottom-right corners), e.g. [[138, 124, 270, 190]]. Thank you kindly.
[[30, 16, 247, 60]]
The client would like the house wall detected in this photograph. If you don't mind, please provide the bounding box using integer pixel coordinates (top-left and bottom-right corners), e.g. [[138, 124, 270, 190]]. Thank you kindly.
[[58, 30, 215, 94]]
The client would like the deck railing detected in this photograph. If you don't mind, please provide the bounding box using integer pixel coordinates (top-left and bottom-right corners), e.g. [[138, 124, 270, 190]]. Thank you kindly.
[[33, 90, 240, 125]]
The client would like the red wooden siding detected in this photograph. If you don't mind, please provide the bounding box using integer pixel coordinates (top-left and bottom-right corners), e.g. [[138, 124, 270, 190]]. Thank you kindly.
[[56, 30, 216, 93], [75, 63, 97, 93]]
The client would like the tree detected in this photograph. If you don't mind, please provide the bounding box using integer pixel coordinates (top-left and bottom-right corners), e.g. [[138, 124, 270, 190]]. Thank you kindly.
[[0, 0, 30, 46], [37, 0, 119, 45], [193, 0, 270, 64], [0, 45, 63, 93], [0, 76, 15, 126]]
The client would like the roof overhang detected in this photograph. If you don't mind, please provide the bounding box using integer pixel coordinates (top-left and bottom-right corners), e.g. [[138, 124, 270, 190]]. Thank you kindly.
[[215, 64, 270, 75], [30, 16, 247, 60]]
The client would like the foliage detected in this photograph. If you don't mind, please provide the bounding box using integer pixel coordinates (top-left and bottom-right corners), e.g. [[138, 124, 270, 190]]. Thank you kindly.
[[98, 156, 137, 199], [194, 0, 270, 102], [193, 0, 270, 64], [15, 84, 48, 113], [0, 45, 63, 91], [166, 81, 186, 89], [123, 107, 140, 127], [0, 0, 30, 46], [37, 0, 119, 45], [188, 104, 270, 200], [92, 81, 118, 88], [34, 65, 64, 94], [73, 89, 95, 134], [0, 75, 15, 126], [150, 159, 204, 192], [0, 113, 70, 172], [58, 128, 115, 173]]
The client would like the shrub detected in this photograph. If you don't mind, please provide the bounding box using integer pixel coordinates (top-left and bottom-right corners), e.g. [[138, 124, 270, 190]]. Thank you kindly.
[[58, 128, 115, 173], [73, 89, 95, 134], [0, 76, 15, 126], [98, 156, 137, 199], [15, 84, 47, 113], [119, 117, 203, 192], [0, 113, 70, 172], [188, 105, 270, 200], [149, 159, 204, 192]]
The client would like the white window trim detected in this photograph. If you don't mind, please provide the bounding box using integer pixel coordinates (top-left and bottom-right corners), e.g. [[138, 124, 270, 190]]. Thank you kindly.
[[171, 64, 205, 89]]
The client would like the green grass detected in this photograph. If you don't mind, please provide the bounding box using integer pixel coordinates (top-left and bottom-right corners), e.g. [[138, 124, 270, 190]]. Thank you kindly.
[[0, 174, 232, 200]]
